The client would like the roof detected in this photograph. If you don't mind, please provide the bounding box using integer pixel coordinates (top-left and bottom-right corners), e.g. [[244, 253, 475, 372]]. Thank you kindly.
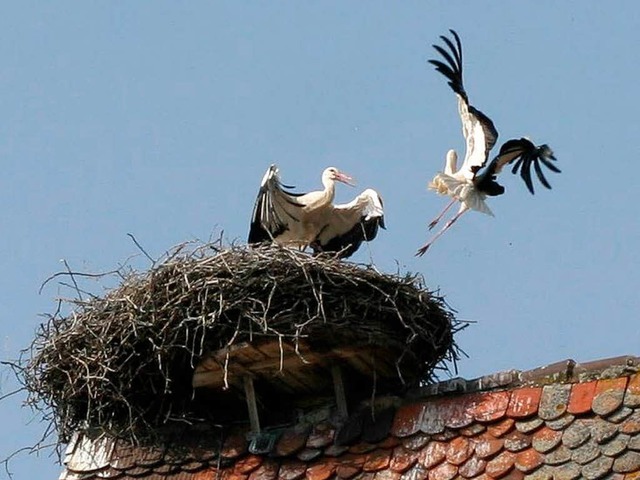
[[60, 355, 640, 480]]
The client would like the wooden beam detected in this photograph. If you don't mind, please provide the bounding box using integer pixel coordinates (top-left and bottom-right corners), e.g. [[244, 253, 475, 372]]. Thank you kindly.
[[331, 364, 348, 418], [243, 376, 261, 433]]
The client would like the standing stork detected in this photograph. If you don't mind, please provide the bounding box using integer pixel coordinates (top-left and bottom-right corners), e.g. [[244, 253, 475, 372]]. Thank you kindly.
[[248, 165, 385, 259], [416, 30, 560, 256]]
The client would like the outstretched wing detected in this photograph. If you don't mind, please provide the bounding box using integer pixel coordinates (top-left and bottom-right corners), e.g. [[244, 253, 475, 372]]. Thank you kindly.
[[313, 189, 385, 259], [247, 165, 306, 243], [479, 138, 560, 195], [429, 29, 498, 180]]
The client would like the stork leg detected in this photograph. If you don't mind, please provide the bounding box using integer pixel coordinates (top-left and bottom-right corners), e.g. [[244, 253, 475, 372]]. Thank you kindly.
[[428, 198, 457, 230], [416, 206, 469, 256]]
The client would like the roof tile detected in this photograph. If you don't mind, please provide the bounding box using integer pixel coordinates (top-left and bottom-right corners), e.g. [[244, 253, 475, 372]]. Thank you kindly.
[[624, 375, 640, 408], [539, 384, 572, 421], [324, 445, 349, 457], [590, 417, 619, 444], [532, 426, 563, 453], [550, 461, 581, 480], [296, 448, 322, 462], [507, 387, 542, 418], [568, 381, 597, 415], [276, 428, 310, 457], [399, 463, 428, 480], [224, 471, 249, 480], [223, 432, 250, 460], [363, 449, 392, 472], [439, 397, 474, 429], [473, 434, 504, 460], [431, 430, 457, 442], [306, 423, 335, 449], [419, 402, 447, 435], [610, 407, 635, 424], [401, 433, 431, 451], [503, 431, 531, 453], [248, 460, 278, 480], [335, 464, 361, 479], [471, 392, 510, 423], [306, 458, 336, 480], [234, 455, 264, 474], [514, 418, 544, 434], [570, 440, 600, 465], [629, 432, 640, 451], [389, 446, 419, 473], [458, 456, 486, 478], [545, 413, 575, 431], [426, 461, 457, 480], [485, 450, 516, 478], [487, 418, 515, 438], [562, 421, 592, 449], [593, 378, 629, 416], [542, 445, 572, 465], [373, 469, 402, 480], [614, 452, 640, 473], [582, 455, 614, 480], [392, 403, 426, 438], [445, 437, 473, 466], [349, 443, 377, 455], [277, 461, 307, 480], [514, 448, 543, 473], [601, 433, 630, 457], [459, 424, 486, 437], [418, 441, 447, 469], [524, 464, 553, 480]]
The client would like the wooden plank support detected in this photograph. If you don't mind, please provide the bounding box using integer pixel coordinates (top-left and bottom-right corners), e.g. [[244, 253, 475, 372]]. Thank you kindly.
[[331, 364, 348, 418], [243, 376, 261, 433]]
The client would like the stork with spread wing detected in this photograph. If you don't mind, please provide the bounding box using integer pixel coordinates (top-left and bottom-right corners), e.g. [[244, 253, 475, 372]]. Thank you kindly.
[[249, 165, 385, 259], [417, 30, 560, 256]]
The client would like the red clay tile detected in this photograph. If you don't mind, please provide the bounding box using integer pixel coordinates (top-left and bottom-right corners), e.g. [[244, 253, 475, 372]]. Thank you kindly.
[[420, 401, 447, 434], [590, 417, 618, 444], [485, 450, 516, 478], [474, 434, 504, 460], [278, 461, 307, 480], [224, 471, 249, 480], [418, 441, 447, 468], [545, 413, 575, 431], [276, 428, 310, 457], [348, 443, 377, 455], [194, 469, 226, 480], [471, 392, 511, 423], [235, 455, 264, 474], [392, 403, 426, 438], [306, 423, 335, 449], [610, 407, 634, 424], [621, 413, 640, 435], [223, 433, 250, 460], [439, 396, 474, 429], [592, 378, 629, 416], [373, 470, 401, 480], [502, 431, 531, 453], [306, 458, 336, 480], [378, 437, 400, 449], [538, 384, 572, 421], [568, 382, 597, 415], [458, 456, 487, 478], [571, 441, 600, 465], [601, 433, 630, 457], [335, 465, 361, 480], [487, 419, 515, 438], [507, 387, 542, 419], [514, 449, 543, 473], [562, 421, 591, 449], [514, 417, 544, 434], [427, 461, 457, 480], [625, 473, 640, 480], [446, 437, 473, 466], [625, 375, 640, 408], [389, 446, 419, 473], [248, 460, 279, 480], [431, 430, 457, 442], [363, 449, 392, 472], [532, 426, 563, 453], [497, 470, 525, 480]]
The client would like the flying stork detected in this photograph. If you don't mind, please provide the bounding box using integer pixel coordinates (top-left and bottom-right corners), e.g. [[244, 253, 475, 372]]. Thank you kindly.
[[248, 165, 385, 258], [416, 30, 560, 256]]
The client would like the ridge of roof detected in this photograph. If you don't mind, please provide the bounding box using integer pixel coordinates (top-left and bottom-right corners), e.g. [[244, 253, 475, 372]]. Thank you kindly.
[[59, 355, 640, 480]]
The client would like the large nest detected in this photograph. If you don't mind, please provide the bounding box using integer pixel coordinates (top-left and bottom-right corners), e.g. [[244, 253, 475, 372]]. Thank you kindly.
[[21, 243, 464, 444]]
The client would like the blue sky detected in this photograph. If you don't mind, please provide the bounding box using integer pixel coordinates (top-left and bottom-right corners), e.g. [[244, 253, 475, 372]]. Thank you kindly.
[[2, 3, 639, 478]]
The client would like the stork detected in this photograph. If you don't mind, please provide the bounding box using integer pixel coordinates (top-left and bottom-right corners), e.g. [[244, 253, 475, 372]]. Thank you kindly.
[[248, 165, 385, 258], [416, 30, 560, 256]]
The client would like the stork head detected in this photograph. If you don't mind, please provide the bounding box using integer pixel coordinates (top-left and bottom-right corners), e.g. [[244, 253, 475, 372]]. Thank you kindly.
[[323, 167, 355, 187]]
